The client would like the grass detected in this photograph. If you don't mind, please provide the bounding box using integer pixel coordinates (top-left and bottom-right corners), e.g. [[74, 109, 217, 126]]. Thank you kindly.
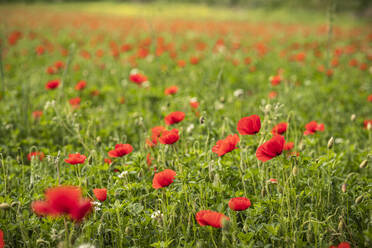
[[0, 2, 371, 248]]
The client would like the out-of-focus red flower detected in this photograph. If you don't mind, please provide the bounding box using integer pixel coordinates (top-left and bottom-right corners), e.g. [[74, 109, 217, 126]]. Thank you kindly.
[[65, 153, 86, 165], [256, 135, 285, 162], [159, 129, 179, 145], [32, 186, 92, 221], [337, 242, 350, 248], [36, 45, 45, 55], [267, 178, 278, 184], [54, 61, 65, 70], [212, 134, 240, 156], [283, 142, 294, 151], [0, 229, 4, 248], [189, 99, 199, 109], [364, 120, 372, 129], [228, 197, 251, 211], [177, 60, 186, 67], [237, 115, 261, 135], [268, 91, 278, 99], [304, 121, 324, 135], [27, 151, 45, 161], [164, 111, 185, 125], [104, 158, 112, 165], [32, 110, 43, 119], [367, 94, 372, 102], [270, 75, 281, 86], [190, 56, 199, 65], [130, 73, 147, 85], [93, 188, 107, 202], [46, 66, 56, 75], [146, 153, 153, 166], [75, 80, 87, 91], [90, 90, 100, 96], [108, 144, 133, 157], [45, 79, 60, 90], [196, 210, 229, 228], [152, 169, 176, 189], [271, 122, 288, 135], [164, 86, 178, 95], [69, 97, 81, 107]]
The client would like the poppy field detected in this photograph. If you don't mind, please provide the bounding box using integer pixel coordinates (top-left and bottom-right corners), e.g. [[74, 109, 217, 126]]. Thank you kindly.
[[0, 2, 371, 248]]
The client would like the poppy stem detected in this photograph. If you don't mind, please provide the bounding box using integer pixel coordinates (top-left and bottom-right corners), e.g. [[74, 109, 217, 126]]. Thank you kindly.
[[64, 217, 70, 248]]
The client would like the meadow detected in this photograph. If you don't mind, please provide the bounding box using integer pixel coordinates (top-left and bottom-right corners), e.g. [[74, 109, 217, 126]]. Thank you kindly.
[[0, 2, 371, 248]]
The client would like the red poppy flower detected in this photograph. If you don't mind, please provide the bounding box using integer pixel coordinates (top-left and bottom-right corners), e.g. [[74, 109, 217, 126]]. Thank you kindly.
[[270, 75, 281, 86], [228, 197, 251, 211], [271, 122, 288, 135], [337, 242, 350, 248], [152, 169, 176, 189], [69, 97, 81, 107], [268, 91, 278, 99], [159, 129, 179, 145], [283, 142, 294, 151], [195, 210, 229, 228], [54, 61, 65, 70], [164, 86, 178, 95], [75, 80, 87, 91], [177, 60, 186, 67], [237, 115, 261, 135], [0, 229, 4, 248], [46, 66, 56, 75], [189, 99, 199, 109], [164, 111, 185, 125], [32, 110, 43, 119], [36, 45, 45, 55], [304, 121, 324, 135], [32, 186, 92, 221], [368, 94, 372, 102], [93, 188, 107, 202], [130, 73, 147, 85], [65, 153, 86, 165], [27, 151, 45, 161], [256, 135, 285, 162], [108, 144, 133, 157], [45, 79, 60, 90], [267, 178, 278, 184], [364, 120, 372, 129], [104, 158, 112, 165], [146, 153, 153, 166], [190, 56, 199, 65], [212, 134, 240, 156]]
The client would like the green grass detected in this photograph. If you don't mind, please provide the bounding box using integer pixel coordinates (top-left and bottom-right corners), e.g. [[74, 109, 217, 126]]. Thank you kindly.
[[0, 2, 371, 248]]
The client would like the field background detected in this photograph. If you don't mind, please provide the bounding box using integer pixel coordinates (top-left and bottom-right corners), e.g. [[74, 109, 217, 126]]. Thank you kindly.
[[0, 0, 371, 248]]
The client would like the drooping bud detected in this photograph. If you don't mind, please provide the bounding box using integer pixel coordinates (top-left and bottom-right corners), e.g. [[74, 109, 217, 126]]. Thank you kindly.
[[355, 195, 363, 204], [338, 219, 344, 232], [0, 203, 10, 209], [199, 116, 205, 124], [350, 114, 356, 121], [341, 183, 347, 193], [327, 137, 334, 149], [359, 160, 368, 168]]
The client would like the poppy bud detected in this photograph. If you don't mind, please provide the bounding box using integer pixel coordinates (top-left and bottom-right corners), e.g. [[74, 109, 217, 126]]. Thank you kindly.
[[0, 203, 10, 209], [298, 141, 305, 151], [125, 227, 131, 234], [219, 96, 225, 103], [327, 137, 334, 149], [350, 114, 356, 121], [355, 195, 363, 204], [338, 219, 344, 232], [341, 183, 347, 193], [292, 166, 299, 176], [359, 160, 368, 168], [261, 187, 266, 197], [199, 116, 205, 124]]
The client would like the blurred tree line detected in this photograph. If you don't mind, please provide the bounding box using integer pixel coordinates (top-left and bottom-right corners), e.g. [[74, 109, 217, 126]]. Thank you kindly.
[[0, 0, 371, 14]]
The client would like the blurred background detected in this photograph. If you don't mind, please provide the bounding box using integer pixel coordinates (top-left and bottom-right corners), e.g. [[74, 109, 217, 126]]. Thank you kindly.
[[0, 0, 371, 16]]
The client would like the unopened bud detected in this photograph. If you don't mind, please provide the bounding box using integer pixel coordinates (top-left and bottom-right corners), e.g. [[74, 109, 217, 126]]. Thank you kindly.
[[350, 114, 356, 121], [359, 160, 368, 168], [199, 116, 205, 124], [355, 195, 363, 204], [292, 166, 299, 176], [0, 203, 10, 209], [338, 219, 344, 231], [125, 227, 131, 234], [261, 187, 266, 197], [298, 141, 305, 151], [327, 137, 334, 149], [341, 183, 347, 193]]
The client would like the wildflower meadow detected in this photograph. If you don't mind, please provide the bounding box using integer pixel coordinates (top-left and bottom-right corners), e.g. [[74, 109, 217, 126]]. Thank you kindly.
[[0, 1, 371, 247]]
